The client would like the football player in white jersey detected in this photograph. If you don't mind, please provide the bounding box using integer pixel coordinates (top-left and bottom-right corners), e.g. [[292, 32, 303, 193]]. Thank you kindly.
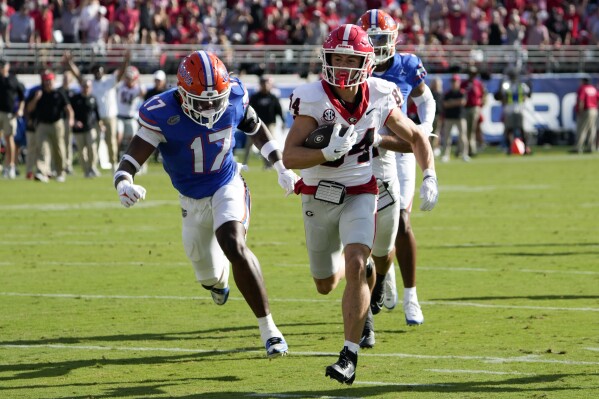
[[358, 9, 438, 327], [116, 66, 145, 154], [283, 24, 438, 385]]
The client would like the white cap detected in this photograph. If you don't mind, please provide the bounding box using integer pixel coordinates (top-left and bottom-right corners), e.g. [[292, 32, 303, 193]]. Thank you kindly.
[[98, 6, 107, 16], [153, 70, 166, 81]]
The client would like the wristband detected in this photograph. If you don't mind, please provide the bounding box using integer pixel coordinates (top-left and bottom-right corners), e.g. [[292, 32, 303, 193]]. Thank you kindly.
[[423, 168, 436, 180], [260, 139, 280, 159], [121, 154, 141, 172], [273, 160, 286, 173], [113, 170, 133, 187]]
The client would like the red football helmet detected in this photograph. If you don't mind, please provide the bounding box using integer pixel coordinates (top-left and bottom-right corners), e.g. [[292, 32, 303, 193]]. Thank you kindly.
[[176, 50, 231, 127], [357, 9, 399, 65], [320, 24, 374, 88]]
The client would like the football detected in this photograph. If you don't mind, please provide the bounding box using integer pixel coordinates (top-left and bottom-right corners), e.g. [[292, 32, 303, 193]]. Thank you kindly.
[[303, 124, 348, 149]]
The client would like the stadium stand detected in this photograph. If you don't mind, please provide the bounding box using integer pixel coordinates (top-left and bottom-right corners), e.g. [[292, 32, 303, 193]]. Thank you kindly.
[[0, 0, 598, 75]]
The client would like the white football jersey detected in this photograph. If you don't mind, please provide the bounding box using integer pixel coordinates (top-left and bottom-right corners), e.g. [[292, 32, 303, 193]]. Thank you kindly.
[[371, 127, 398, 183], [290, 77, 402, 187], [116, 83, 144, 118]]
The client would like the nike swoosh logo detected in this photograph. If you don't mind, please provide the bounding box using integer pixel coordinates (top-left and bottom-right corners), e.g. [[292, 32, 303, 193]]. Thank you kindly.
[[366, 108, 375, 115], [334, 149, 344, 153]]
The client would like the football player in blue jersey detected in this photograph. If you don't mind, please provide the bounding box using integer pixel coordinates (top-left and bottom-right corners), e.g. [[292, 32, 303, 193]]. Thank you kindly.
[[358, 9, 437, 327], [112, 50, 298, 359]]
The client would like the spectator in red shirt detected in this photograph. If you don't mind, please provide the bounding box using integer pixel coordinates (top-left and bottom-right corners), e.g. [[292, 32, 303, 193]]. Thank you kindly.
[[322, 1, 340, 32], [564, 3, 580, 44], [0, 0, 15, 17], [461, 66, 487, 156], [264, 15, 288, 45], [573, 76, 598, 153], [31, 3, 53, 43], [114, 0, 140, 41], [446, 0, 467, 44]]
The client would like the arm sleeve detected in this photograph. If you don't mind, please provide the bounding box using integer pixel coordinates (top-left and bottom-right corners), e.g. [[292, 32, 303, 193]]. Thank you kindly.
[[412, 84, 436, 134], [137, 126, 164, 147]]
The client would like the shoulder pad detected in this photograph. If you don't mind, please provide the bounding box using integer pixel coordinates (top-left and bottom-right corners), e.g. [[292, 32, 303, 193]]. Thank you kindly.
[[398, 52, 420, 61], [368, 77, 396, 94], [292, 82, 326, 103], [229, 77, 246, 97]]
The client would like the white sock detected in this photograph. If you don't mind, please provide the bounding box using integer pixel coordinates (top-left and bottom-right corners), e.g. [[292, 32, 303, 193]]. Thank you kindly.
[[344, 341, 360, 354], [404, 287, 417, 303], [258, 313, 281, 344]]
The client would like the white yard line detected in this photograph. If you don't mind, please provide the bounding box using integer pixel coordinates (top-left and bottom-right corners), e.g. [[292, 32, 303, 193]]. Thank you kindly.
[[354, 381, 450, 387], [583, 347, 599, 352], [0, 200, 177, 211], [247, 394, 361, 399], [426, 368, 535, 375], [1, 292, 598, 312], [2, 344, 598, 366], [2, 261, 598, 277]]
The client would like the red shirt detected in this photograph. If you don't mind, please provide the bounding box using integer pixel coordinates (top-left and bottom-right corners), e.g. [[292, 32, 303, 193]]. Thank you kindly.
[[32, 8, 53, 43], [114, 8, 139, 37], [577, 84, 598, 110], [461, 78, 485, 107]]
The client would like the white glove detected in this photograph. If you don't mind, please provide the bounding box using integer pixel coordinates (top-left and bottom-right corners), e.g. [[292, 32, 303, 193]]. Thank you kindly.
[[419, 169, 438, 211], [372, 132, 382, 147], [417, 123, 436, 138], [321, 123, 357, 161], [117, 180, 147, 208], [274, 160, 299, 196]]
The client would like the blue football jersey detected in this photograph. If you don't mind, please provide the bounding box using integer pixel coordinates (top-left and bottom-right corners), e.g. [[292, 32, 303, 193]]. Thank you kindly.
[[373, 53, 427, 113], [138, 77, 249, 199]]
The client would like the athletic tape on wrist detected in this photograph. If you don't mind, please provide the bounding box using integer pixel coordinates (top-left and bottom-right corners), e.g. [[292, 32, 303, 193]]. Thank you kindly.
[[260, 140, 280, 160], [273, 160, 286, 173], [113, 170, 133, 187], [121, 154, 141, 172]]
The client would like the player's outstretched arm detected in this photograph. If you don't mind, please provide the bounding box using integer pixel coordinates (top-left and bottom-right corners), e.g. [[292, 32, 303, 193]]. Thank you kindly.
[[385, 108, 438, 211], [113, 135, 155, 208]]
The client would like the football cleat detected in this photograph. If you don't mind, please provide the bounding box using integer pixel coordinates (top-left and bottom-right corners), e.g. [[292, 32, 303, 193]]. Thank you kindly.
[[265, 336, 288, 359], [359, 307, 375, 349], [204, 286, 229, 306], [370, 278, 384, 315], [325, 346, 358, 385], [359, 329, 375, 349], [383, 266, 398, 310], [404, 299, 424, 325]]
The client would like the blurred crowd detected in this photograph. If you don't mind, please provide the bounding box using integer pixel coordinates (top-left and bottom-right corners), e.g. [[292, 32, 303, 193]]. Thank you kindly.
[[1, 0, 598, 50]]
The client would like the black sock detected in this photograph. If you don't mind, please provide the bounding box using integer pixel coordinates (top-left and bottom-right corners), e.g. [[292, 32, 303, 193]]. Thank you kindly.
[[363, 307, 374, 331], [366, 261, 373, 278]]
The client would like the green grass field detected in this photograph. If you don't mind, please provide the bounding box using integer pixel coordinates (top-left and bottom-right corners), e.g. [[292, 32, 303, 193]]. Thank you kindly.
[[1, 147, 598, 399]]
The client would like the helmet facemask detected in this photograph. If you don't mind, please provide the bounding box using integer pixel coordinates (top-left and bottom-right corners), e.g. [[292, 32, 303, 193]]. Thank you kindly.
[[178, 86, 231, 128], [320, 48, 374, 89], [357, 10, 399, 65], [368, 29, 398, 64]]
